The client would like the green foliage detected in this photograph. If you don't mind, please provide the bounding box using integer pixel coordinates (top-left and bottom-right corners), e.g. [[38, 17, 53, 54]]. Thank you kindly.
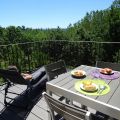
[[0, 0, 119, 44], [6, 26, 24, 44]]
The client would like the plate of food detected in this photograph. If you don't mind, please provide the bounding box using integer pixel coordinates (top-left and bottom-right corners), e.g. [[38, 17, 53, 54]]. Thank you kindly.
[[80, 81, 98, 92], [71, 70, 86, 78], [99, 68, 114, 75]]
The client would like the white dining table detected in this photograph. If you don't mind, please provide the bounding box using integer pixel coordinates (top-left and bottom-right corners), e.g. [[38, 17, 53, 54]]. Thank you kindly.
[[46, 65, 120, 120]]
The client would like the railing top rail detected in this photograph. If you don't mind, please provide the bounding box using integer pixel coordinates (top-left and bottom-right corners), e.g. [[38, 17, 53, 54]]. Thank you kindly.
[[0, 40, 120, 47]]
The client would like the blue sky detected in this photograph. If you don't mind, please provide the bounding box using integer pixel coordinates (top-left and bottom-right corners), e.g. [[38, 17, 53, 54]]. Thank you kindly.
[[0, 0, 114, 29]]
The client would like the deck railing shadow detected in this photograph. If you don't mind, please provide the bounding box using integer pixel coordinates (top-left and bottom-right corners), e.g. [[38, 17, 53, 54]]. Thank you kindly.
[[0, 76, 47, 120]]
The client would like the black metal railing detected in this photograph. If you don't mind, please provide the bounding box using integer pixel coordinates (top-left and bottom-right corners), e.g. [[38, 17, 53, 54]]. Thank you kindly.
[[0, 40, 120, 72]]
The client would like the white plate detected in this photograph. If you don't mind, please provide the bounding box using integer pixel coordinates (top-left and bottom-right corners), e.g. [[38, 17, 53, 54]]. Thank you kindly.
[[71, 70, 86, 77], [80, 83, 98, 92], [99, 70, 114, 75]]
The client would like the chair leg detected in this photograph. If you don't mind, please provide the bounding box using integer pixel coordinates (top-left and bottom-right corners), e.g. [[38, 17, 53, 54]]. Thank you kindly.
[[4, 82, 32, 109], [4, 81, 11, 106]]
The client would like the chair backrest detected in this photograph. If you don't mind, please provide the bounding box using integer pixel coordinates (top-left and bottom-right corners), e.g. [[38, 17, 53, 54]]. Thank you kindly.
[[44, 60, 67, 81], [43, 92, 91, 120], [0, 69, 28, 85], [96, 61, 120, 71]]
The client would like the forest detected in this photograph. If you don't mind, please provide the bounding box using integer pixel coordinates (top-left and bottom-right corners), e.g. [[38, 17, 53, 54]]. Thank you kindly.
[[0, 0, 120, 44]]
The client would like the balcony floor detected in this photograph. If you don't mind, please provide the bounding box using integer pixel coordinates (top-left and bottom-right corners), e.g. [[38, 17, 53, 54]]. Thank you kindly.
[[0, 84, 49, 120], [0, 83, 96, 120]]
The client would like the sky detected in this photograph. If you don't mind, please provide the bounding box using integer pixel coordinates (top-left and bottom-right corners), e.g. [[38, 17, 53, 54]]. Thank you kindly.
[[0, 0, 114, 29]]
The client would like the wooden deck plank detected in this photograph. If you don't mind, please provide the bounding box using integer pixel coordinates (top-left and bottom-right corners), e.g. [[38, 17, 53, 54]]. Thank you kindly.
[[27, 113, 43, 120], [31, 105, 49, 120], [37, 98, 48, 111], [0, 92, 5, 111]]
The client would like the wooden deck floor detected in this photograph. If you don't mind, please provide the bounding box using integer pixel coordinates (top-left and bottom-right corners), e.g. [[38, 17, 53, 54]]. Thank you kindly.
[[0, 84, 50, 120], [0, 83, 96, 120]]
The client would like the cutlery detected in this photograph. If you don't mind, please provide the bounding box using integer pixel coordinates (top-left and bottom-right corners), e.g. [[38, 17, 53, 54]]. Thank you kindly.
[[98, 85, 106, 94]]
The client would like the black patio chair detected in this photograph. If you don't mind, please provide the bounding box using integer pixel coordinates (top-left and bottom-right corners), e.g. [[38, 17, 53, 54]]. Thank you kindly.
[[96, 61, 120, 71], [0, 66, 46, 109]]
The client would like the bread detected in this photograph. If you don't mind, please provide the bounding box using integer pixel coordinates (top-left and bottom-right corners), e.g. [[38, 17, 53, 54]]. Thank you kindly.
[[84, 84, 96, 91], [74, 70, 84, 76], [83, 81, 92, 86], [82, 81, 96, 91], [100, 68, 112, 74], [105, 68, 112, 74]]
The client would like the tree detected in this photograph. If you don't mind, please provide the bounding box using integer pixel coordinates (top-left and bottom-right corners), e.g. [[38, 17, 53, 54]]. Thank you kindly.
[[0, 26, 5, 44], [6, 26, 23, 44], [109, 1, 120, 42]]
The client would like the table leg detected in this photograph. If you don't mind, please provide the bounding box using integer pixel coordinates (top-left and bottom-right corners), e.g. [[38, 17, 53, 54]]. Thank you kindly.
[[81, 105, 88, 110], [46, 90, 53, 120]]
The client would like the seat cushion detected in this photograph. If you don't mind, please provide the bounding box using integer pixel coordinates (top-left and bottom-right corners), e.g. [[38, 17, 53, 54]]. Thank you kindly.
[[31, 66, 46, 85]]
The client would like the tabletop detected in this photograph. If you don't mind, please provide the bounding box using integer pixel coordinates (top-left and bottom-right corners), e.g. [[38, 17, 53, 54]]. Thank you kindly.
[[46, 65, 120, 120]]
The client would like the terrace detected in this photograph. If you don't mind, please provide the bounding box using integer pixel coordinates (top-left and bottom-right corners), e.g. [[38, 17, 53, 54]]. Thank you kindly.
[[0, 40, 120, 120]]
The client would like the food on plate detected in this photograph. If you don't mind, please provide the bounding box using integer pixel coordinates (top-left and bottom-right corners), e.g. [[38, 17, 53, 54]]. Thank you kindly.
[[74, 70, 85, 76], [82, 81, 96, 91], [84, 84, 96, 91], [100, 68, 112, 74], [82, 81, 92, 86], [105, 68, 112, 74]]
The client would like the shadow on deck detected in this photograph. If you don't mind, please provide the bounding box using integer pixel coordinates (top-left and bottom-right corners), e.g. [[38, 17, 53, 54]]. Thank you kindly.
[[0, 82, 46, 120]]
